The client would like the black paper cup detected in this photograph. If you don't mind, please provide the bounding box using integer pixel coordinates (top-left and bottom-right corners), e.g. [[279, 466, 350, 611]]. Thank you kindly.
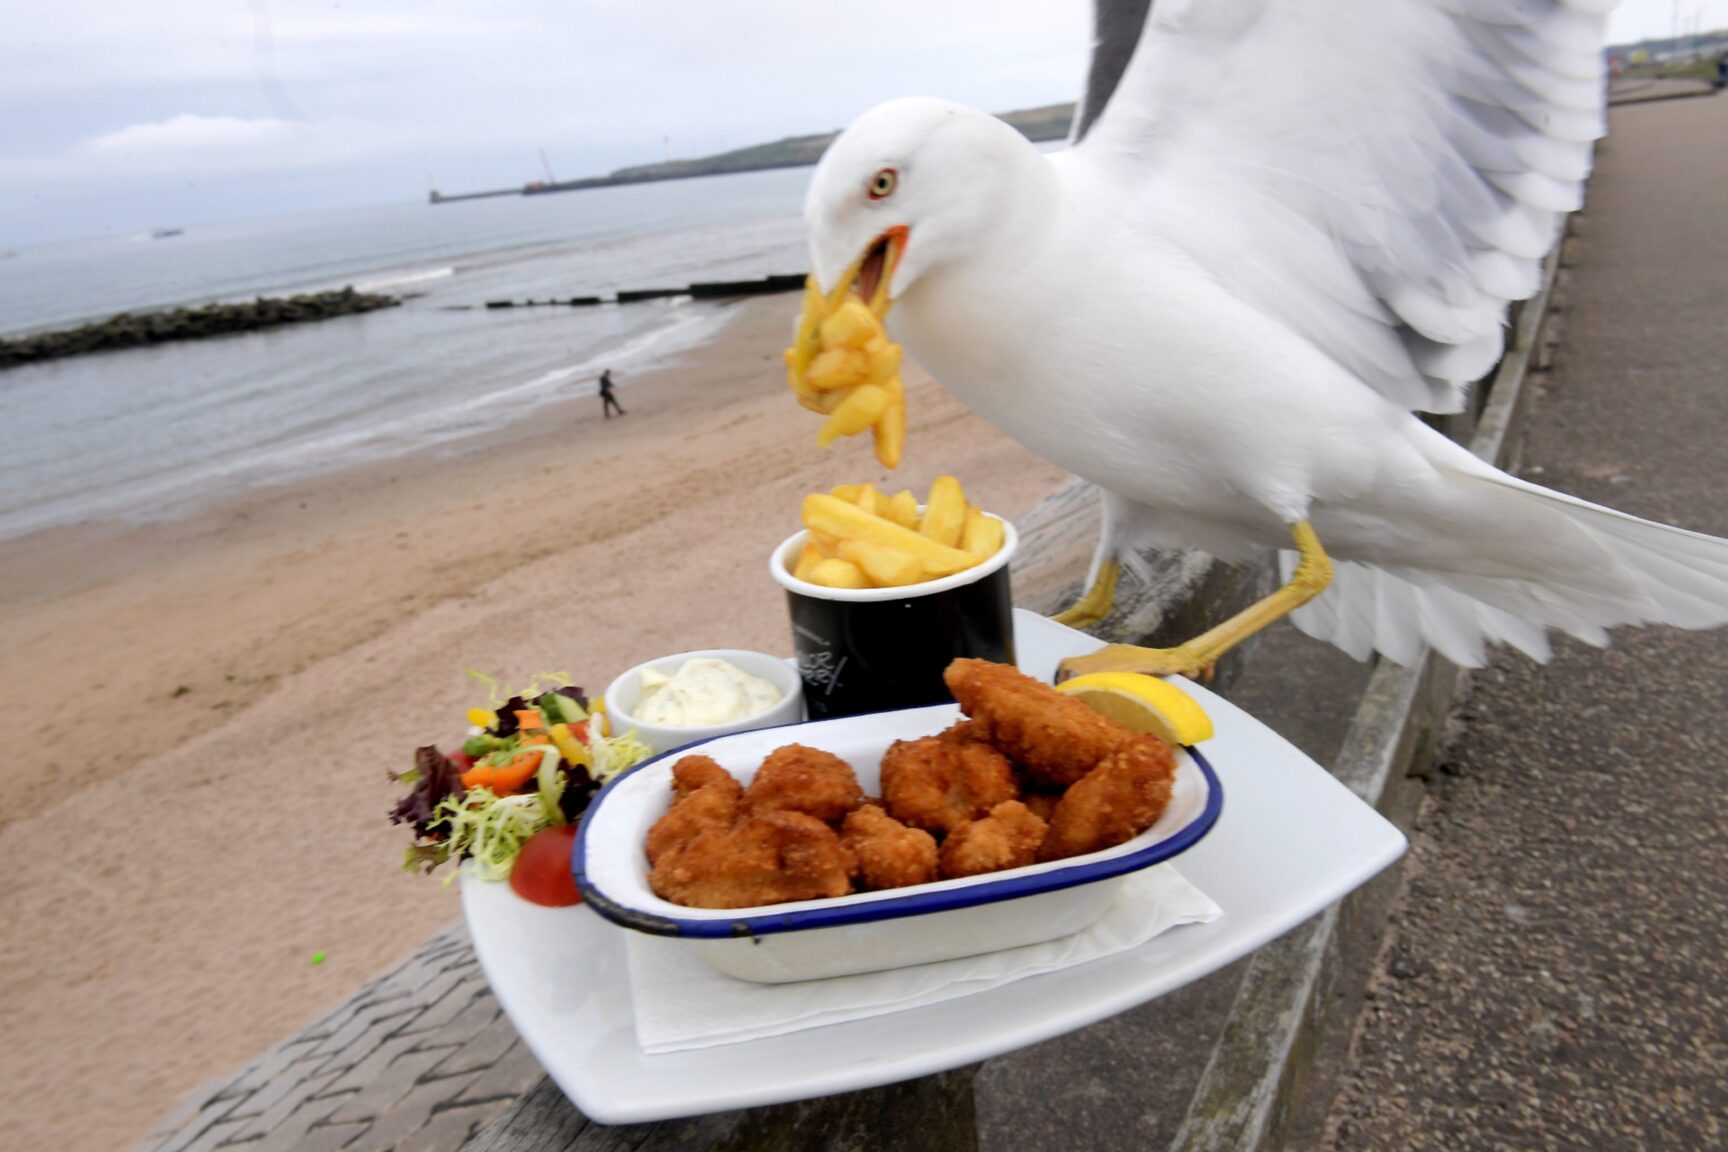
[[768, 517, 1017, 719]]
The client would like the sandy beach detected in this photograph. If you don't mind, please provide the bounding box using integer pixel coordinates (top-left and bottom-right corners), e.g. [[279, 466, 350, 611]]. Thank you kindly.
[[0, 295, 1069, 1150]]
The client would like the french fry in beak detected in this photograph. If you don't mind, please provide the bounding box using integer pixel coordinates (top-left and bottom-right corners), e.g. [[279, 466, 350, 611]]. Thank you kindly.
[[874, 376, 905, 469], [785, 271, 910, 467], [816, 384, 890, 447], [818, 300, 879, 351]]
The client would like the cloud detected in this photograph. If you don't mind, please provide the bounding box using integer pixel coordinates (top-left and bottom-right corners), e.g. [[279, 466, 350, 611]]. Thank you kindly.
[[85, 114, 298, 159]]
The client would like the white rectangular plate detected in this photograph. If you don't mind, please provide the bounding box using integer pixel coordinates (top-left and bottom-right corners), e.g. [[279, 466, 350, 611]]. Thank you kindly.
[[461, 609, 1407, 1124]]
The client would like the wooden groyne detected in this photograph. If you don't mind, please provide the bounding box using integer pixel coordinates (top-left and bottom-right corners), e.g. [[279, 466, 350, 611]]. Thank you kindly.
[[482, 272, 806, 311]]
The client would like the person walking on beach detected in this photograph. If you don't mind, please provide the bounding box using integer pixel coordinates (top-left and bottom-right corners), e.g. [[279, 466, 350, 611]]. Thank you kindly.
[[598, 369, 626, 419]]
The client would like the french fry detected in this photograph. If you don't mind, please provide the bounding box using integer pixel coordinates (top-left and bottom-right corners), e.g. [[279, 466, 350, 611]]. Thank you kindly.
[[838, 539, 925, 587], [873, 375, 905, 469], [851, 483, 880, 514], [829, 484, 863, 503], [808, 529, 842, 556], [794, 542, 826, 582], [919, 475, 966, 548], [961, 508, 1005, 559], [808, 557, 869, 589], [802, 494, 979, 576], [816, 384, 890, 447], [863, 337, 901, 387], [807, 347, 869, 392], [818, 300, 879, 351], [885, 489, 920, 529], [785, 278, 825, 393]]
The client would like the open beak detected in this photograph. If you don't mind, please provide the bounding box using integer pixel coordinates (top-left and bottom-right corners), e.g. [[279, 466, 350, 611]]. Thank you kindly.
[[845, 225, 908, 318], [786, 226, 907, 399]]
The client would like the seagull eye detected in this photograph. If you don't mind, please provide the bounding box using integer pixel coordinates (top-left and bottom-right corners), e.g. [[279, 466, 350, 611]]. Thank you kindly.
[[868, 168, 898, 200]]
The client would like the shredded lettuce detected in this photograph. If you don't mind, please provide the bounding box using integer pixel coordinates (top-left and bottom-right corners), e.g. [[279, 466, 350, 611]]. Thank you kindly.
[[590, 726, 653, 784], [430, 787, 550, 884]]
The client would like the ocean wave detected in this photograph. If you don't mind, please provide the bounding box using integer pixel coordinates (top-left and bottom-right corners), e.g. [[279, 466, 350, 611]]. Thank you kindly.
[[0, 303, 739, 542], [355, 266, 456, 293]]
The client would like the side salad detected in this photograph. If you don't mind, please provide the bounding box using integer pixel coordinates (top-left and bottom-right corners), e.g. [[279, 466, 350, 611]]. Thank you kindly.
[[390, 672, 651, 901]]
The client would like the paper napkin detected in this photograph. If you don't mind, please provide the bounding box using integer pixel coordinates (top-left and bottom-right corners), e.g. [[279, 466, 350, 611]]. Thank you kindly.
[[624, 863, 1221, 1054]]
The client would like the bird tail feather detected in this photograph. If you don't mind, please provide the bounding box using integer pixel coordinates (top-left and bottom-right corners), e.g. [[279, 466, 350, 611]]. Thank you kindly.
[[1285, 473, 1728, 668]]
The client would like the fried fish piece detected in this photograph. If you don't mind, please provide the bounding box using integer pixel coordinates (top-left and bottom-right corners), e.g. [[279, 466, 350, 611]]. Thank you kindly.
[[841, 804, 938, 890], [650, 810, 857, 909], [938, 801, 1048, 879], [670, 754, 733, 801], [1037, 733, 1177, 863], [1020, 790, 1062, 824], [645, 757, 743, 865], [944, 658, 1125, 789], [879, 735, 1019, 836], [745, 743, 864, 824]]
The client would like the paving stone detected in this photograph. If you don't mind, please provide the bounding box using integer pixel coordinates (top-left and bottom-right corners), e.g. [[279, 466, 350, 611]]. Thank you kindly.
[[320, 1030, 433, 1106], [416, 1004, 516, 1080], [326, 1044, 464, 1129], [288, 1120, 372, 1152], [396, 980, 489, 1040], [342, 1076, 484, 1152], [229, 1069, 344, 1144], [154, 1114, 254, 1152], [449, 1037, 545, 1107], [392, 1100, 503, 1152], [240, 1090, 354, 1152]]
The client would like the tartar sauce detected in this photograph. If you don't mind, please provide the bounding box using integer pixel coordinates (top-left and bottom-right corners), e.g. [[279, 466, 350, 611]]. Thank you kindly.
[[636, 658, 782, 727]]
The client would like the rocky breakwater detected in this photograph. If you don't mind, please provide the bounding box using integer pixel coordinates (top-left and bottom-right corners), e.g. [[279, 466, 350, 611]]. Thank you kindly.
[[0, 287, 400, 370]]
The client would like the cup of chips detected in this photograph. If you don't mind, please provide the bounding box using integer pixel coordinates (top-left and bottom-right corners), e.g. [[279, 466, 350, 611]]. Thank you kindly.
[[768, 477, 1017, 719]]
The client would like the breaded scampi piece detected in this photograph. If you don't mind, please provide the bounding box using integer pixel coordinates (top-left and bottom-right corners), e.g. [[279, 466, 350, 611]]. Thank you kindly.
[[943, 659, 1125, 789], [936, 719, 987, 745], [879, 735, 1019, 836], [841, 804, 938, 890], [650, 810, 856, 909], [745, 743, 864, 824], [1037, 733, 1176, 862], [645, 758, 743, 865], [670, 754, 733, 800], [1020, 790, 1062, 823], [939, 801, 1048, 879]]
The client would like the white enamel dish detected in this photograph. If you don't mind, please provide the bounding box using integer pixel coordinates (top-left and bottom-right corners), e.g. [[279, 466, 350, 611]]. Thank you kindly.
[[572, 705, 1221, 982], [460, 610, 1408, 1125]]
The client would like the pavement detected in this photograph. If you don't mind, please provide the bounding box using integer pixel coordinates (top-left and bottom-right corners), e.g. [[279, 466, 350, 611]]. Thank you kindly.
[[1322, 89, 1728, 1151]]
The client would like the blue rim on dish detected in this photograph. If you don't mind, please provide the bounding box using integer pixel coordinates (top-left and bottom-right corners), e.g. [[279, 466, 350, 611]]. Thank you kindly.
[[572, 732, 1224, 940]]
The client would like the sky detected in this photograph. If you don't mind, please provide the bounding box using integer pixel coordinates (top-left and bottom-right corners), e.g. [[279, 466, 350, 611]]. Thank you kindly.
[[0, 0, 1722, 248], [0, 1, 1092, 245]]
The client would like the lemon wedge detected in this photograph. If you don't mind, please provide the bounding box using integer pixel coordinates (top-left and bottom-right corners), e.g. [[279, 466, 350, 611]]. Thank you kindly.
[[1055, 672, 1215, 746]]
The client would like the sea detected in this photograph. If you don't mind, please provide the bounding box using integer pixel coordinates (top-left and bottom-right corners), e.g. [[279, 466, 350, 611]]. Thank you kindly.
[[0, 166, 814, 543]]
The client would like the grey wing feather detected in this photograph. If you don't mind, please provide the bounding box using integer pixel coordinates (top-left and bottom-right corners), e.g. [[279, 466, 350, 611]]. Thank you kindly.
[[1072, 0, 1610, 413]]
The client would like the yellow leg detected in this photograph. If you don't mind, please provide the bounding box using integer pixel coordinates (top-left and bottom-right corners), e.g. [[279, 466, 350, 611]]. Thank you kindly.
[[1056, 522, 1334, 682], [1051, 559, 1120, 630]]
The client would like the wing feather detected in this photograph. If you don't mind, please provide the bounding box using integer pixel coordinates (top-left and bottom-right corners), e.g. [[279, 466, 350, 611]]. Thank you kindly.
[[1072, 0, 1605, 413]]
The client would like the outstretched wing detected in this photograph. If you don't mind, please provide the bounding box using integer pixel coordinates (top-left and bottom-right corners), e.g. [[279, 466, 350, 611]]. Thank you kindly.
[[1069, 0, 1608, 413]]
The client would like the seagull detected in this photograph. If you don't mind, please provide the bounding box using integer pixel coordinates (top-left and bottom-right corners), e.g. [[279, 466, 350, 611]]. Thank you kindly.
[[793, 0, 1728, 680]]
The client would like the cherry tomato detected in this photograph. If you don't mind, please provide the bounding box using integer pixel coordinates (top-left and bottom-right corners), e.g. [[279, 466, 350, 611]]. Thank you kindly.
[[509, 824, 582, 907], [448, 750, 475, 771]]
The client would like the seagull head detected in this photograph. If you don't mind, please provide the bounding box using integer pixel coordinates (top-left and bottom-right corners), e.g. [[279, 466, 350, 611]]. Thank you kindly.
[[800, 97, 1045, 319]]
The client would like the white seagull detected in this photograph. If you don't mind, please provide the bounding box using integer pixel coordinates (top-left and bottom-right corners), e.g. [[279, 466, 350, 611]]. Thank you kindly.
[[794, 0, 1728, 680]]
